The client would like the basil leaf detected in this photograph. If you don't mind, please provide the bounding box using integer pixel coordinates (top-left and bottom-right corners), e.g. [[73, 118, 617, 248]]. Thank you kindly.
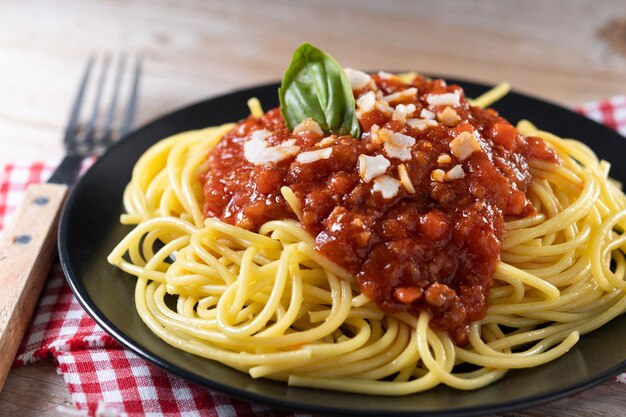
[[279, 43, 360, 138]]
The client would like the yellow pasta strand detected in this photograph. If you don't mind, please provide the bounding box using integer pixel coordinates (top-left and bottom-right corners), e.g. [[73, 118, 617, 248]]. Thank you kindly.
[[107, 92, 626, 396]]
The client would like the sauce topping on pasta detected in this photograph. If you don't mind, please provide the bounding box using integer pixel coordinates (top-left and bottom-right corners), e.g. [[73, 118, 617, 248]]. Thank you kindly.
[[201, 72, 557, 344]]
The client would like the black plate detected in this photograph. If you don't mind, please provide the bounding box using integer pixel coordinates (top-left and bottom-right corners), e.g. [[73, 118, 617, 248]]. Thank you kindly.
[[59, 80, 626, 416]]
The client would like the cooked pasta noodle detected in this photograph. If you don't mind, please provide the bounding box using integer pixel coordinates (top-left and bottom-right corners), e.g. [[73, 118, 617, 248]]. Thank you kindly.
[[107, 87, 626, 395]]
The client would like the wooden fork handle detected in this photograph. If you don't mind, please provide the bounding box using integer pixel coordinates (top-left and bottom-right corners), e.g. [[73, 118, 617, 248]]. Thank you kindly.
[[0, 183, 68, 391]]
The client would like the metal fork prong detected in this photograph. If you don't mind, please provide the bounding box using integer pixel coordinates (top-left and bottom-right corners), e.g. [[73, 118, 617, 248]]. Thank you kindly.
[[119, 55, 142, 138], [82, 54, 112, 150], [49, 53, 141, 184], [100, 54, 127, 148], [63, 55, 95, 150]]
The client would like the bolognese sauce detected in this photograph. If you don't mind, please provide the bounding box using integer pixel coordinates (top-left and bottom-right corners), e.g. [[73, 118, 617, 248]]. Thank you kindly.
[[201, 72, 557, 345]]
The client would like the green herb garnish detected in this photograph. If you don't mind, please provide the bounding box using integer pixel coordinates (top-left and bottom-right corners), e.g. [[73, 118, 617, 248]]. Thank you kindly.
[[279, 43, 360, 138]]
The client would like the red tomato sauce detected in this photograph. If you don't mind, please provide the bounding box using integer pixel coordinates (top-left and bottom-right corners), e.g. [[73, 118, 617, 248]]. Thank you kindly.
[[201, 74, 557, 344]]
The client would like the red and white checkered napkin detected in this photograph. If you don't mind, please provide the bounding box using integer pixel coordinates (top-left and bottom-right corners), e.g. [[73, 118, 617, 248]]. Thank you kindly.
[[578, 95, 626, 137], [2, 167, 309, 417], [3, 96, 626, 416]]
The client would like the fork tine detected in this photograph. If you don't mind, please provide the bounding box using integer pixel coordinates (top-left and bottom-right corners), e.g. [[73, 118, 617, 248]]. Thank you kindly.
[[63, 55, 94, 151], [119, 55, 142, 137], [100, 55, 127, 147], [61, 53, 142, 160], [82, 54, 111, 149]]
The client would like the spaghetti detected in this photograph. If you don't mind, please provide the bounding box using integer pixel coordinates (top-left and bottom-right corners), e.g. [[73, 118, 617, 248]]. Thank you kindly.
[[108, 77, 626, 395]]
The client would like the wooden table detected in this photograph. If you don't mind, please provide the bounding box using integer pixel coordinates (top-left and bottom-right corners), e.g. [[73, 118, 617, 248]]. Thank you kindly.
[[1, 0, 625, 415]]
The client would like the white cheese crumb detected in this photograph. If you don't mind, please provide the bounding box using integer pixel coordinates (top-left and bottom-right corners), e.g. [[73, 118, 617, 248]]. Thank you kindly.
[[375, 101, 394, 117], [345, 68, 374, 90], [359, 154, 391, 183], [437, 106, 461, 127], [379, 129, 416, 161], [260, 141, 300, 163], [293, 119, 323, 137], [244, 130, 300, 165], [427, 92, 461, 107], [431, 169, 445, 182], [449, 131, 481, 161], [383, 88, 418, 104], [392, 103, 416, 122], [372, 175, 401, 199], [437, 153, 452, 164], [296, 147, 332, 164], [379, 129, 415, 147], [368, 124, 381, 144], [420, 109, 436, 120], [384, 143, 411, 161], [251, 128, 272, 141], [378, 71, 396, 80], [445, 164, 466, 180], [243, 132, 269, 162], [356, 91, 376, 112], [315, 136, 336, 148], [398, 164, 415, 194], [406, 118, 438, 131]]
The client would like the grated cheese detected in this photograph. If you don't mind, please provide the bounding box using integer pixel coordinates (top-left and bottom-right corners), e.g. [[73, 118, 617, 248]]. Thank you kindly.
[[359, 154, 391, 182], [243, 131, 271, 162], [296, 147, 333, 164], [437, 106, 461, 127], [406, 118, 438, 131], [372, 175, 401, 199], [445, 164, 466, 180], [384, 144, 410, 161], [251, 129, 271, 141], [356, 91, 376, 112], [427, 92, 461, 107], [315, 136, 336, 148], [420, 108, 436, 120], [392, 103, 416, 122], [437, 153, 452, 164], [449, 131, 481, 161], [244, 129, 300, 165], [397, 164, 415, 194], [379, 128, 415, 161], [345, 68, 374, 90], [379, 129, 415, 147], [383, 88, 418, 104], [375, 101, 395, 117], [397, 71, 418, 83], [370, 124, 382, 144], [431, 169, 445, 182], [378, 71, 396, 80], [293, 119, 323, 137]]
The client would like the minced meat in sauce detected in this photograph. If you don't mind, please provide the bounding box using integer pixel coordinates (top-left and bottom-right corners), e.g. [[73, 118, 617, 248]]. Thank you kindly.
[[201, 73, 557, 345]]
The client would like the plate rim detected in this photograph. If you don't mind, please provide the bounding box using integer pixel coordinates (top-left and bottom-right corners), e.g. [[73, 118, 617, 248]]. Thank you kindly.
[[58, 79, 626, 416]]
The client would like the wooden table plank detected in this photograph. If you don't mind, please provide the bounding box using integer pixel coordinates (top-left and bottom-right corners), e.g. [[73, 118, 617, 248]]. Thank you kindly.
[[0, 362, 73, 417], [0, 0, 625, 415], [1, 361, 624, 417], [1, 0, 626, 163]]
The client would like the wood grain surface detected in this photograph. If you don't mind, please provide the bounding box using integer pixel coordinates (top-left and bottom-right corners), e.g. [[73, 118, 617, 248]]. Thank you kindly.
[[0, 184, 67, 391], [0, 0, 625, 415]]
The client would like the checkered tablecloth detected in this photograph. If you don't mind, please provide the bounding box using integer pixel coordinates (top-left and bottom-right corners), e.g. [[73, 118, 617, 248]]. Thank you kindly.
[[2, 96, 626, 416], [1, 163, 306, 417]]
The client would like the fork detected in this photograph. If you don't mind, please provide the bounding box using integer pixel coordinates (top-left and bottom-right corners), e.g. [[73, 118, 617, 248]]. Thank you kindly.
[[0, 54, 141, 391]]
